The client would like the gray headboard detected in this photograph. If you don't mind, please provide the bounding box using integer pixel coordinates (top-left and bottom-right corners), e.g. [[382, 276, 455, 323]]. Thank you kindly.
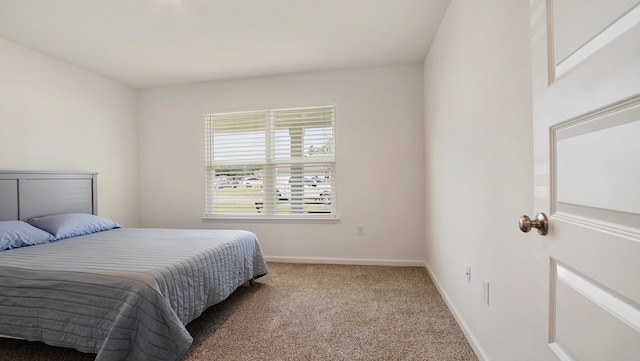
[[0, 171, 98, 221]]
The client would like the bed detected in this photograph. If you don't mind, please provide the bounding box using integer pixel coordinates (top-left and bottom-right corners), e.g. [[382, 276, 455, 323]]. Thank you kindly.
[[0, 171, 269, 361]]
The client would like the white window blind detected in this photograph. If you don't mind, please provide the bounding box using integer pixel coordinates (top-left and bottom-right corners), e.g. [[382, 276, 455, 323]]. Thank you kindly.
[[204, 105, 336, 217]]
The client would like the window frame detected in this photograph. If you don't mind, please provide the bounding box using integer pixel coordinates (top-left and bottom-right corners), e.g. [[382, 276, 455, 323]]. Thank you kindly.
[[203, 105, 337, 220]]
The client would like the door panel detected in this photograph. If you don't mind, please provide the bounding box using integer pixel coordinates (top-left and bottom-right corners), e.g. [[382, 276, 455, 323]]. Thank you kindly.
[[551, 261, 640, 361], [554, 101, 640, 219], [530, 0, 640, 360], [552, 0, 638, 62], [550, 0, 640, 78]]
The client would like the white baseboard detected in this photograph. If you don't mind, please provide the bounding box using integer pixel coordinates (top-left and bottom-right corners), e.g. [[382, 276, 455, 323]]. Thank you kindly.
[[265, 256, 426, 267], [423, 262, 489, 361]]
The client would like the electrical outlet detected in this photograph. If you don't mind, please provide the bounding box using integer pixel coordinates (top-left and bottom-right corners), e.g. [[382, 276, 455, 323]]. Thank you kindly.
[[482, 280, 490, 305], [465, 266, 471, 284], [357, 225, 365, 236]]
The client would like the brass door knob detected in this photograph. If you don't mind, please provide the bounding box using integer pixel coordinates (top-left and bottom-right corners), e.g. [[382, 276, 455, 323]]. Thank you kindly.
[[519, 213, 548, 235]]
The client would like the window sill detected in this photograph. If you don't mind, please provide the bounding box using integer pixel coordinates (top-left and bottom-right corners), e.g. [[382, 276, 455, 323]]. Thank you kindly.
[[201, 215, 340, 223]]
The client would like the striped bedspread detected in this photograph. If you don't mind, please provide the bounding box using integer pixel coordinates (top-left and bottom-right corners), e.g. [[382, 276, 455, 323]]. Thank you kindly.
[[0, 228, 269, 361]]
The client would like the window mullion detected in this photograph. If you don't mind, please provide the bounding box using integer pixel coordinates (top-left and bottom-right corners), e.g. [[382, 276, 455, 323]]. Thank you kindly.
[[263, 111, 276, 214], [289, 120, 304, 214]]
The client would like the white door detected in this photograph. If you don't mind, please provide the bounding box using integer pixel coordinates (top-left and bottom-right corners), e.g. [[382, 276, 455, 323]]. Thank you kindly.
[[529, 0, 640, 360]]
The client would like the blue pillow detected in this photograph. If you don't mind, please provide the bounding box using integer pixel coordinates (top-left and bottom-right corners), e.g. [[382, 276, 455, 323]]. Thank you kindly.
[[27, 213, 121, 240], [0, 220, 55, 251]]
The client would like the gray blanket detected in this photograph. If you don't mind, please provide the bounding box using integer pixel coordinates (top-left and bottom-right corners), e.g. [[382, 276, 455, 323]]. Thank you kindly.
[[0, 228, 269, 361]]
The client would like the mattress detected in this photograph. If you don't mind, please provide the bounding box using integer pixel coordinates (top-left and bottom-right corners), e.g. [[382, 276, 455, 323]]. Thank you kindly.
[[0, 228, 269, 361]]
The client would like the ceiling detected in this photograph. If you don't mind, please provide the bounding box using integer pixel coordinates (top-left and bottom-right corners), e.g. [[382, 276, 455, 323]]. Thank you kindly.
[[0, 0, 450, 89]]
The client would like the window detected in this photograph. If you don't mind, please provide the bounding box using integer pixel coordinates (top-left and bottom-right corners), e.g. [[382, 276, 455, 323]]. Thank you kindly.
[[204, 105, 336, 217]]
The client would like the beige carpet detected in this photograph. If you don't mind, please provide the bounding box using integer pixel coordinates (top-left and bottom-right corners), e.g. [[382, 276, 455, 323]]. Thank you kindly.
[[0, 263, 478, 361]]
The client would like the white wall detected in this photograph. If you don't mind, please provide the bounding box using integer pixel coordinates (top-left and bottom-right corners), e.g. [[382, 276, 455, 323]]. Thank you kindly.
[[0, 8, 547, 356], [423, 0, 541, 360], [138, 65, 426, 265], [0, 38, 140, 226]]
